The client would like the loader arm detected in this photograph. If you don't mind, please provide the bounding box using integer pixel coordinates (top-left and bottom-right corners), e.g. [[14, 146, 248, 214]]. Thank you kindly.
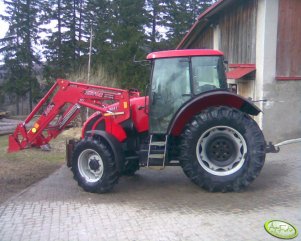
[[8, 79, 131, 153]]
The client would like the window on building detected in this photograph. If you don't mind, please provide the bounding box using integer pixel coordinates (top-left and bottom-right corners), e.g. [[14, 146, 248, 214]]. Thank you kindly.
[[276, 0, 301, 80]]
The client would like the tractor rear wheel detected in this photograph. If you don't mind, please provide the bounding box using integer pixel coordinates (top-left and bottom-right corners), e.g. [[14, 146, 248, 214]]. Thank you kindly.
[[179, 106, 266, 192], [72, 139, 119, 193]]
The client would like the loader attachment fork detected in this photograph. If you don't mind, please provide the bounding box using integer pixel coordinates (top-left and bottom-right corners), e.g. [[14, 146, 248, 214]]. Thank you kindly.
[[8, 79, 131, 152]]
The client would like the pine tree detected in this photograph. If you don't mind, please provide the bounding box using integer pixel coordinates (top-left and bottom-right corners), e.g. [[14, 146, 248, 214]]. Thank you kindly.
[[112, 0, 149, 88], [145, 0, 168, 51], [85, 0, 149, 89], [0, 0, 42, 113], [164, 0, 212, 48], [42, 0, 88, 84]]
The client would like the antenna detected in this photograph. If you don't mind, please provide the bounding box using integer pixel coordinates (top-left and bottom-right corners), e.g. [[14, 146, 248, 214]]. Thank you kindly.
[[133, 55, 150, 66], [86, 25, 93, 120], [87, 25, 93, 84]]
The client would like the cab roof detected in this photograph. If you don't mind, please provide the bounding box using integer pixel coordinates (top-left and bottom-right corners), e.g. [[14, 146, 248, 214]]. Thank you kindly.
[[146, 49, 223, 60]]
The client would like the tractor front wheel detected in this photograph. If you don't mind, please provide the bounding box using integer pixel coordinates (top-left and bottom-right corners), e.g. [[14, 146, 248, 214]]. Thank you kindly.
[[179, 106, 266, 192], [72, 139, 119, 193]]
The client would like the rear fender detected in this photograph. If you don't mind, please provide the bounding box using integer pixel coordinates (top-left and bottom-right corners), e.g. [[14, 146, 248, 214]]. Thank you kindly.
[[85, 130, 125, 173], [168, 90, 261, 136]]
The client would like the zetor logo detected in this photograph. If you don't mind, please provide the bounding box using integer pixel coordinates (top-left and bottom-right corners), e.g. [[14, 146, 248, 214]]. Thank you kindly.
[[264, 220, 298, 239], [84, 90, 104, 98], [84, 90, 115, 99], [43, 103, 55, 116]]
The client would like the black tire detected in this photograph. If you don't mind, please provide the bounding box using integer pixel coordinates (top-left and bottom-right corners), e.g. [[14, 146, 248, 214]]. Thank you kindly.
[[71, 139, 119, 193], [122, 159, 140, 176], [179, 106, 266, 192]]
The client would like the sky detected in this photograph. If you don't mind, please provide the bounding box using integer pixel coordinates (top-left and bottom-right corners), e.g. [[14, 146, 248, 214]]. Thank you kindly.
[[0, 1, 8, 63], [0, 0, 8, 39]]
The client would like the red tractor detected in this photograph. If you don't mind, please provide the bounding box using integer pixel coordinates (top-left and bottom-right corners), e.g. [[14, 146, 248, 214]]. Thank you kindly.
[[8, 49, 266, 193]]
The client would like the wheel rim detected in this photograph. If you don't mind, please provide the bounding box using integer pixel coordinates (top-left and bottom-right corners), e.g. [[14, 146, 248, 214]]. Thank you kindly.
[[78, 149, 104, 183], [196, 126, 247, 176]]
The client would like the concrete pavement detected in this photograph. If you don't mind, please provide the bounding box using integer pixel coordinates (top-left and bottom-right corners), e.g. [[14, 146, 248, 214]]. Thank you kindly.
[[0, 143, 300, 241]]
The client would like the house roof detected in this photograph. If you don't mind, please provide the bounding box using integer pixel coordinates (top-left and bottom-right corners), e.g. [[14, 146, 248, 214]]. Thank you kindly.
[[226, 64, 256, 79], [177, 0, 237, 49]]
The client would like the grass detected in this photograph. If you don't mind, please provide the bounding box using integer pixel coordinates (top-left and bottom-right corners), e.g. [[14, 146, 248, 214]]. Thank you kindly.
[[67, 65, 118, 87], [0, 128, 82, 203], [0, 135, 66, 164]]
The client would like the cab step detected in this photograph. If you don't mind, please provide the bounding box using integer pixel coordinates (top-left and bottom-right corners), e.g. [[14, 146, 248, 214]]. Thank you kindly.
[[147, 135, 168, 168]]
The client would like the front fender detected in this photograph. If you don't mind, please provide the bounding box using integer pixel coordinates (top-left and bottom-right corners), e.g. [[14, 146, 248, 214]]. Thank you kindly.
[[85, 130, 124, 172], [168, 90, 261, 136], [82, 114, 127, 143], [81, 112, 104, 138]]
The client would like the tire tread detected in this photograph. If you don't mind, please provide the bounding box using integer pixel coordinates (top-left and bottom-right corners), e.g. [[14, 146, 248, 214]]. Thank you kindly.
[[179, 106, 266, 192]]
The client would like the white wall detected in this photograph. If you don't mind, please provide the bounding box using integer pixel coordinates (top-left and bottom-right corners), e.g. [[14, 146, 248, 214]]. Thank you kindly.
[[256, 0, 301, 142]]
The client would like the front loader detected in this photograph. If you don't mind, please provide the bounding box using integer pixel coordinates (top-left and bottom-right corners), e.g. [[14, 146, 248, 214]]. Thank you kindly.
[[8, 49, 267, 193]]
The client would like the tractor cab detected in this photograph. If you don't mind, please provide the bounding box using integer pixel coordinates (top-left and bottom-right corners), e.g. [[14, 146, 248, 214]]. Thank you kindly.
[[147, 49, 227, 134]]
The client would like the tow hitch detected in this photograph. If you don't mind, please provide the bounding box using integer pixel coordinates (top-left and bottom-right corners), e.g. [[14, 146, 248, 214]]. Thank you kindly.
[[266, 138, 301, 153]]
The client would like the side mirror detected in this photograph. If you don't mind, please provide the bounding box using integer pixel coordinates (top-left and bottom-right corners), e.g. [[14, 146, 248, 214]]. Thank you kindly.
[[224, 60, 229, 72], [228, 83, 237, 94]]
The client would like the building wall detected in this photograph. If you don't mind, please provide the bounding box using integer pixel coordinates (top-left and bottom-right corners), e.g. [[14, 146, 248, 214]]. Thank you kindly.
[[180, 0, 301, 142], [187, 0, 258, 103], [188, 0, 257, 64], [219, 0, 257, 64], [218, 0, 258, 111], [258, 0, 301, 142], [189, 26, 214, 49], [263, 81, 301, 142]]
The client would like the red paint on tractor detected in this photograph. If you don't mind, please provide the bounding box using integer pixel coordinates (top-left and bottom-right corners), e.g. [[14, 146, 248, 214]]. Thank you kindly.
[[130, 96, 149, 133], [7, 79, 133, 152], [104, 118, 127, 142], [147, 49, 223, 60], [169, 91, 257, 136]]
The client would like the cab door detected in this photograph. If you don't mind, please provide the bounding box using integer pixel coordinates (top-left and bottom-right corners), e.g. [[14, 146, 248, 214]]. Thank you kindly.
[[149, 57, 191, 134]]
